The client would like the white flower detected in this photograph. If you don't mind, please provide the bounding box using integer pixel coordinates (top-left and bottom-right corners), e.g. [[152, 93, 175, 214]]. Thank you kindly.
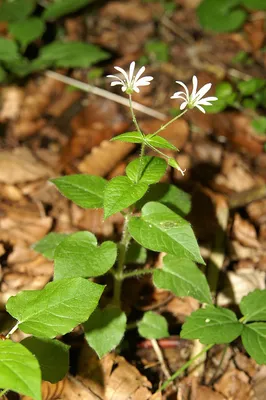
[[171, 75, 218, 113], [107, 61, 153, 94]]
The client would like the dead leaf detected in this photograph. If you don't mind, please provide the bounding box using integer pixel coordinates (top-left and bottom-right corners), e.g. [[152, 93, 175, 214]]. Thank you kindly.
[[101, 1, 152, 23], [0, 148, 54, 184], [214, 369, 253, 400], [191, 384, 226, 400], [78, 140, 135, 176], [231, 214, 261, 249], [0, 86, 24, 122], [217, 269, 265, 307]]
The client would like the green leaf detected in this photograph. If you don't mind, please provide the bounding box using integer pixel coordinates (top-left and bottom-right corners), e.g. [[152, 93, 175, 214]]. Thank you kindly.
[[242, 0, 266, 10], [84, 306, 127, 358], [0, 340, 41, 400], [32, 232, 68, 260], [6, 277, 104, 338], [0, 38, 19, 62], [197, 0, 247, 33], [136, 183, 191, 216], [54, 231, 117, 279], [181, 305, 243, 344], [128, 202, 204, 264], [37, 41, 110, 68], [145, 134, 178, 151], [138, 311, 169, 339], [111, 131, 144, 144], [126, 156, 167, 184], [104, 176, 148, 219], [9, 18, 45, 49], [21, 337, 69, 383], [0, 65, 7, 82], [204, 99, 228, 113], [51, 175, 107, 209], [252, 117, 266, 135], [43, 0, 96, 20], [237, 78, 265, 96], [168, 157, 184, 174], [241, 323, 266, 365], [0, 0, 36, 22], [153, 255, 212, 304], [125, 242, 147, 264], [215, 82, 234, 98], [145, 39, 169, 63], [240, 289, 266, 323]]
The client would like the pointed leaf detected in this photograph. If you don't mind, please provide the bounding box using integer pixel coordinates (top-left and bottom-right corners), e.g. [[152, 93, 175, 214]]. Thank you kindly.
[[43, 0, 96, 20], [9, 17, 45, 49], [241, 323, 266, 365], [0, 0, 35, 22], [104, 176, 148, 218], [240, 289, 266, 323], [126, 156, 167, 184], [145, 134, 178, 150], [51, 175, 107, 209], [84, 306, 127, 358], [138, 311, 169, 339], [33, 232, 68, 260], [128, 202, 204, 264], [54, 231, 117, 279], [21, 337, 69, 383], [181, 305, 243, 344], [0, 38, 19, 61], [0, 340, 41, 400], [153, 255, 212, 304], [37, 41, 109, 68], [111, 131, 144, 144], [6, 277, 104, 338], [136, 183, 191, 216]]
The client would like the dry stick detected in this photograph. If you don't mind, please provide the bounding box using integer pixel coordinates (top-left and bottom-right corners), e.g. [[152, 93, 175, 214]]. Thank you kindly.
[[150, 339, 177, 390], [45, 71, 167, 121]]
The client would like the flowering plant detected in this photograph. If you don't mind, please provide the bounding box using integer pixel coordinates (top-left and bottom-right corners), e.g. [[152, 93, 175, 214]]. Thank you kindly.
[[1, 62, 266, 399]]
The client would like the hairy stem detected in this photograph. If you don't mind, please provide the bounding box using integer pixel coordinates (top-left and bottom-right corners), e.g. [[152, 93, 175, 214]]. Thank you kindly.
[[158, 343, 213, 392], [122, 267, 158, 279], [0, 389, 8, 397], [149, 109, 187, 138], [113, 214, 131, 306], [6, 322, 19, 338], [128, 94, 143, 135]]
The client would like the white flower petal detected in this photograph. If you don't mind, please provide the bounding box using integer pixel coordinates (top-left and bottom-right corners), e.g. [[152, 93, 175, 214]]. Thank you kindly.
[[135, 77, 153, 86], [191, 75, 198, 100], [199, 96, 218, 102], [194, 83, 212, 101], [175, 80, 189, 99], [197, 100, 213, 106], [114, 66, 130, 83], [171, 93, 187, 101], [110, 81, 123, 86], [195, 104, 206, 113], [134, 66, 146, 82], [180, 101, 188, 110], [128, 61, 135, 83]]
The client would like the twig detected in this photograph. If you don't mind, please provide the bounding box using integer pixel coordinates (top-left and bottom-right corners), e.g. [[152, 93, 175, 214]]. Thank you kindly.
[[188, 339, 206, 378], [45, 71, 167, 121], [150, 339, 176, 389]]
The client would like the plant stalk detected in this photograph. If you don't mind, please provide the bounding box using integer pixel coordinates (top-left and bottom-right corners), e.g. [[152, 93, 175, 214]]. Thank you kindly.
[[158, 343, 213, 392], [149, 109, 187, 138]]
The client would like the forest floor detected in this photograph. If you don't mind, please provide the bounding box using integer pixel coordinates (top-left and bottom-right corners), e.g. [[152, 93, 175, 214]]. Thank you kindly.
[[0, 0, 266, 399]]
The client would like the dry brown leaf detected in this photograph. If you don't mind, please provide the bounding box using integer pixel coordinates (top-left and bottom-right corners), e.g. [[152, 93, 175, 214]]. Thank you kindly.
[[0, 202, 52, 246], [191, 384, 226, 400], [78, 346, 153, 400], [217, 269, 265, 307], [234, 352, 257, 378], [214, 368, 253, 400], [0, 86, 24, 122], [232, 214, 261, 249], [252, 365, 266, 400], [78, 140, 135, 176], [22, 378, 66, 400], [0, 147, 54, 184], [247, 198, 266, 225], [100, 1, 152, 23]]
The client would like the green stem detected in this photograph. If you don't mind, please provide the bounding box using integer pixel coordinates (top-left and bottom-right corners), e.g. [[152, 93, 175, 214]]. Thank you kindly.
[[149, 109, 187, 138], [158, 343, 213, 392], [0, 389, 8, 397], [113, 214, 131, 306], [122, 267, 157, 279], [128, 94, 143, 136]]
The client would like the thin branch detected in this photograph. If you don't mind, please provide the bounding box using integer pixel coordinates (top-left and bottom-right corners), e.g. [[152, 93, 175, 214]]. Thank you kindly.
[[45, 71, 167, 121]]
